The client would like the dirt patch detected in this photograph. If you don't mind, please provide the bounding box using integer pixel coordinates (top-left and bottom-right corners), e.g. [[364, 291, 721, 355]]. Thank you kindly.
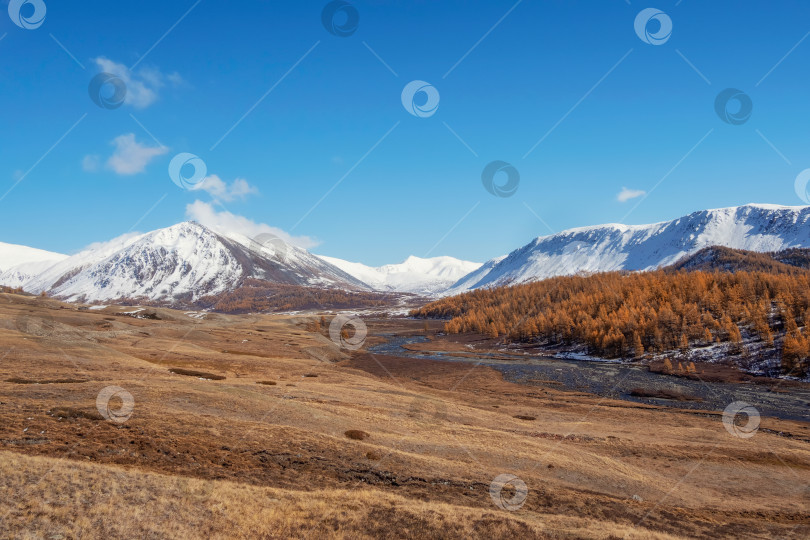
[[168, 368, 226, 380], [345, 430, 369, 441], [629, 388, 703, 402]]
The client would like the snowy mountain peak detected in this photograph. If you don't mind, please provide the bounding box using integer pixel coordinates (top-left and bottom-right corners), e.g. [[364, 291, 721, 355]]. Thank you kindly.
[[10, 221, 368, 304], [450, 204, 810, 293], [4, 203, 810, 303]]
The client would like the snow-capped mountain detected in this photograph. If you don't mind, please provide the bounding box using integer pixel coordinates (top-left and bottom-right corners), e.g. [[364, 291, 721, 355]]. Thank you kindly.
[[5, 204, 810, 305], [317, 254, 482, 295], [13, 222, 369, 304], [448, 204, 810, 293], [0, 242, 68, 288]]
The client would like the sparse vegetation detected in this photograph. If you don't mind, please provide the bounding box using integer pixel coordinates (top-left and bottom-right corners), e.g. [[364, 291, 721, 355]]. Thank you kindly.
[[198, 279, 397, 313], [0, 292, 806, 539]]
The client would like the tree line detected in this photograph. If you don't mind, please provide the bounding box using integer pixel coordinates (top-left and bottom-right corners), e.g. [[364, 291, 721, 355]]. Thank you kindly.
[[412, 270, 810, 376]]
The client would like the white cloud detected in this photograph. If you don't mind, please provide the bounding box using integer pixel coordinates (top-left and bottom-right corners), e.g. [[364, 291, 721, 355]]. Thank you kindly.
[[76, 231, 144, 257], [185, 200, 319, 250], [82, 155, 101, 172], [106, 133, 168, 175], [617, 187, 646, 202], [190, 175, 259, 202], [93, 57, 182, 109]]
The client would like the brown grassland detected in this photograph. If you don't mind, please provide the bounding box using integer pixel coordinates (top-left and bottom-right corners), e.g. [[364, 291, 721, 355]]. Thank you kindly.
[[0, 291, 808, 538]]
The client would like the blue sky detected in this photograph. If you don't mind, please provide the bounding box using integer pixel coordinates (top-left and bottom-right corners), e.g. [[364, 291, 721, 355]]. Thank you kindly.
[[2, 0, 810, 265]]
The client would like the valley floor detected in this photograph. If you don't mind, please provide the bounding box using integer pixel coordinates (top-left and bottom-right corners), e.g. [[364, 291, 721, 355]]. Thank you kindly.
[[0, 293, 808, 538]]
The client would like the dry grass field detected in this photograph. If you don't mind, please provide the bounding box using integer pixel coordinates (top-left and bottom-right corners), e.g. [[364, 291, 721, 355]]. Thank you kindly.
[[0, 291, 808, 538]]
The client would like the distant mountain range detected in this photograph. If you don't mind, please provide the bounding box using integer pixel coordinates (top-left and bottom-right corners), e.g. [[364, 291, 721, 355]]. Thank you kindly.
[[2, 222, 369, 304], [445, 204, 810, 293], [317, 254, 481, 295], [1, 204, 809, 306]]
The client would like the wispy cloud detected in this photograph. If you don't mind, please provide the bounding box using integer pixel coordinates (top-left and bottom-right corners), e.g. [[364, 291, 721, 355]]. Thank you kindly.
[[105, 133, 168, 175], [76, 231, 144, 256], [93, 57, 182, 109], [185, 200, 318, 249], [617, 187, 646, 202], [82, 154, 101, 172], [190, 174, 259, 202]]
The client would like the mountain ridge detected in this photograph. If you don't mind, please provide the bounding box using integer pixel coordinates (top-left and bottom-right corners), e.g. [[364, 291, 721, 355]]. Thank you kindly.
[[447, 204, 810, 293], [2, 203, 810, 304], [9, 222, 369, 304], [668, 246, 810, 274]]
